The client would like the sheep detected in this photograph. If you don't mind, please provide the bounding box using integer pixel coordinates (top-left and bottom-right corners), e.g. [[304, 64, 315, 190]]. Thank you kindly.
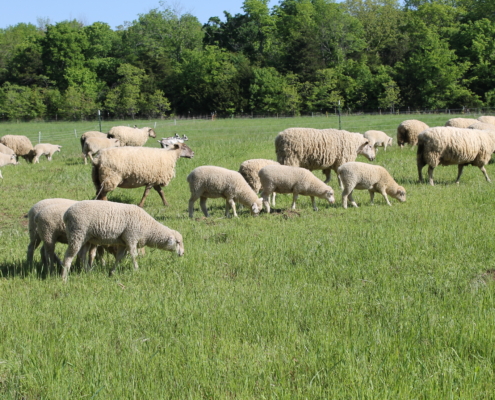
[[0, 153, 18, 179], [239, 159, 280, 207], [61, 200, 184, 282], [80, 131, 107, 152], [469, 122, 495, 131], [158, 134, 188, 148], [337, 162, 406, 208], [258, 165, 335, 213], [477, 116, 495, 126], [396, 120, 429, 148], [107, 126, 156, 147], [0, 143, 15, 156], [82, 137, 120, 165], [187, 166, 263, 218], [445, 118, 479, 128], [275, 128, 375, 188], [0, 135, 34, 162], [92, 142, 194, 207], [31, 143, 62, 163], [417, 126, 495, 185], [363, 130, 393, 151]]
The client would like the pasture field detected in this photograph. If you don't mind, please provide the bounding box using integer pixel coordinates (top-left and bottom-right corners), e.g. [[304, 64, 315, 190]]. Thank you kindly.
[[1, 114, 495, 398]]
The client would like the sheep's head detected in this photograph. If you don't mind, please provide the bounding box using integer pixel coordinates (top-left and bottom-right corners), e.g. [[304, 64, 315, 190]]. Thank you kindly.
[[251, 198, 263, 216], [358, 140, 375, 161], [323, 187, 335, 204], [388, 137, 393, 146], [24, 149, 36, 163], [394, 186, 407, 202], [10, 154, 18, 165], [147, 128, 157, 138]]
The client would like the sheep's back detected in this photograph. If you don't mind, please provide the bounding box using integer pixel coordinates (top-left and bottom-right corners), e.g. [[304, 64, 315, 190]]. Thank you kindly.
[[0, 135, 34, 156]]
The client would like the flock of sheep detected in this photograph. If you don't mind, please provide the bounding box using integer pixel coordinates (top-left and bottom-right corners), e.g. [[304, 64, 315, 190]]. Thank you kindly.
[[2, 115, 495, 282]]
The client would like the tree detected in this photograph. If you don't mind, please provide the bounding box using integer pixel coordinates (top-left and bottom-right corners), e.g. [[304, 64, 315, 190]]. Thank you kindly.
[[139, 89, 171, 118], [0, 82, 46, 121], [104, 63, 145, 118]]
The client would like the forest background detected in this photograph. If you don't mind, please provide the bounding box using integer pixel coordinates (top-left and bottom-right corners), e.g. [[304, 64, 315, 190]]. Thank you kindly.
[[0, 0, 494, 121]]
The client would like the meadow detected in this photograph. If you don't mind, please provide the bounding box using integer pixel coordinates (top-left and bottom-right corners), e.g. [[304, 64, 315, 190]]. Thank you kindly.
[[1, 113, 495, 399]]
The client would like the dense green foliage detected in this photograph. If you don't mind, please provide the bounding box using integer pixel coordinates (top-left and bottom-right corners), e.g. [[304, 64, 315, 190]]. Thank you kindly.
[[0, 0, 495, 120], [1, 114, 495, 397]]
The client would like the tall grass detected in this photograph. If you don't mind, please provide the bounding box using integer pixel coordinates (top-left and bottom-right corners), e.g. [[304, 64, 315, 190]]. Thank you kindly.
[[1, 114, 495, 398]]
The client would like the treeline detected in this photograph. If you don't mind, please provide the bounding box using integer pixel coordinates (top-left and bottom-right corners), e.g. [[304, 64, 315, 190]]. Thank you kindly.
[[0, 0, 494, 121]]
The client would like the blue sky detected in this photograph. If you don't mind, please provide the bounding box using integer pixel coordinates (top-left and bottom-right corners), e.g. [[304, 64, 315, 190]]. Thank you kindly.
[[1, 0, 276, 30]]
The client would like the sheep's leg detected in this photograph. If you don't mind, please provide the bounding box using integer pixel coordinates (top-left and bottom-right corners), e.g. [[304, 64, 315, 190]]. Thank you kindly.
[[84, 154, 88, 165], [27, 234, 42, 265], [270, 192, 276, 207], [479, 166, 491, 183], [43, 242, 58, 274], [369, 190, 375, 205], [138, 185, 153, 208], [188, 195, 199, 218], [417, 158, 426, 183], [200, 197, 209, 217], [379, 190, 391, 206], [310, 196, 318, 211], [291, 193, 299, 209], [88, 152, 94, 164], [348, 191, 358, 208], [227, 199, 237, 217], [128, 244, 139, 270], [109, 246, 128, 276], [261, 191, 271, 214], [322, 169, 331, 183], [153, 185, 169, 207], [225, 199, 231, 217], [87, 244, 99, 269], [428, 166, 435, 186], [62, 241, 84, 282]]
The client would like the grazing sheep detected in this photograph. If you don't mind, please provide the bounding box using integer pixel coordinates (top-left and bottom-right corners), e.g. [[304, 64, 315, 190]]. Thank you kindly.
[[0, 153, 18, 178], [469, 122, 495, 131], [239, 159, 280, 207], [0, 143, 15, 156], [477, 116, 495, 126], [83, 137, 120, 165], [80, 131, 107, 152], [337, 162, 406, 208], [92, 142, 194, 207], [396, 120, 429, 148], [417, 127, 495, 185], [107, 126, 156, 147], [275, 128, 375, 188], [61, 200, 184, 281], [31, 143, 62, 163], [0, 135, 34, 162], [363, 130, 393, 151], [258, 165, 335, 213], [187, 166, 263, 218], [445, 118, 479, 128]]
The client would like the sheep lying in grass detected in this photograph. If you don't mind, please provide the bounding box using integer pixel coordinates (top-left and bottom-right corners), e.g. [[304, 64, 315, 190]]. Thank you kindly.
[[445, 118, 479, 128], [62, 200, 184, 282], [31, 143, 62, 163], [337, 162, 406, 208], [417, 127, 495, 185], [258, 165, 335, 213], [187, 166, 263, 218], [83, 137, 120, 165], [239, 159, 280, 207], [396, 120, 429, 148], [107, 126, 156, 147], [0, 152, 18, 178], [0, 135, 34, 162], [363, 130, 393, 151], [93, 142, 194, 207], [275, 128, 375, 188]]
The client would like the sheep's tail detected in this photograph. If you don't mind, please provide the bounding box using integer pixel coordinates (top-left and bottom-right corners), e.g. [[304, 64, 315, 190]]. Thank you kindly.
[[92, 162, 102, 198]]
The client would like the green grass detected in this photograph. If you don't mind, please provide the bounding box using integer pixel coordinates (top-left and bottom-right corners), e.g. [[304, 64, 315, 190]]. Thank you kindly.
[[1, 114, 495, 398]]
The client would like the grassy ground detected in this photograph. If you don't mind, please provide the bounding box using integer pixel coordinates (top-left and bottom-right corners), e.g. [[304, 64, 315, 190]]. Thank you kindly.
[[1, 114, 495, 398]]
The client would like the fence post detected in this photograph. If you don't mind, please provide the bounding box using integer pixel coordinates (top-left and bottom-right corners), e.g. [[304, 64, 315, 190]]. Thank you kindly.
[[174, 119, 176, 126], [38, 132, 41, 143], [338, 100, 342, 130], [74, 129, 77, 137]]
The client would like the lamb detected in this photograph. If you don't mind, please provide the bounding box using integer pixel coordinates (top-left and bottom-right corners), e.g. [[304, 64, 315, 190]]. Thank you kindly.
[[239, 159, 280, 207], [92, 142, 194, 207], [477, 116, 495, 126], [80, 131, 107, 152], [337, 162, 406, 208], [445, 118, 479, 128], [187, 166, 263, 218], [0, 143, 15, 156], [0, 152, 18, 178], [258, 165, 335, 213], [0, 135, 34, 162], [469, 122, 495, 131], [31, 143, 62, 163], [82, 137, 120, 165], [61, 200, 184, 282], [275, 128, 375, 188], [158, 134, 188, 149], [396, 120, 429, 148], [363, 130, 393, 151], [107, 126, 156, 147], [417, 126, 495, 185]]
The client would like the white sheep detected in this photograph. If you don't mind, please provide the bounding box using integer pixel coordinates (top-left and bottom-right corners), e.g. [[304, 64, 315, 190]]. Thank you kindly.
[[239, 159, 280, 207], [258, 165, 335, 213], [80, 131, 108, 152], [275, 128, 375, 188], [187, 166, 263, 218], [107, 126, 156, 147], [83, 137, 120, 165], [0, 143, 15, 156], [0, 135, 34, 162], [61, 200, 184, 281], [0, 153, 17, 178], [337, 162, 406, 208], [396, 120, 429, 148], [31, 143, 62, 163], [92, 142, 194, 207], [477, 116, 495, 126], [417, 126, 495, 185], [363, 130, 393, 151], [445, 118, 479, 128], [469, 122, 495, 131], [158, 134, 188, 148]]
